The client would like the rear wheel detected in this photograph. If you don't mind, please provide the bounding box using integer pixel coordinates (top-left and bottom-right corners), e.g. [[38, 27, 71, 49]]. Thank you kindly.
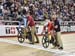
[[18, 34, 25, 43], [18, 28, 25, 43], [50, 36, 58, 47], [42, 35, 49, 48]]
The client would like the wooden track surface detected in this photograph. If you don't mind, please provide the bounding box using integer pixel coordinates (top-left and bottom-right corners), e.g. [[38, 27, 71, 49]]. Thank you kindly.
[[0, 34, 75, 56]]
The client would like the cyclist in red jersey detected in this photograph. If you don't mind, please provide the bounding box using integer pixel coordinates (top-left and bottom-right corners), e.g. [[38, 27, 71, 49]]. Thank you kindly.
[[42, 19, 56, 44]]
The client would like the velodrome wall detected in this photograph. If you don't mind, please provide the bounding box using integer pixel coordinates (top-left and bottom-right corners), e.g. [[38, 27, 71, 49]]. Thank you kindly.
[[0, 25, 75, 36]]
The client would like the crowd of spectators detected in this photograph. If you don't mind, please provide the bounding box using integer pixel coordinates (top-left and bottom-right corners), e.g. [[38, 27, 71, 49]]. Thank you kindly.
[[0, 0, 75, 25]]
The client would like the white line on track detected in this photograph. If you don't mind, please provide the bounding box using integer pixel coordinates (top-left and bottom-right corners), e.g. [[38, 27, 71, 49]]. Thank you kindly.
[[0, 38, 75, 56]]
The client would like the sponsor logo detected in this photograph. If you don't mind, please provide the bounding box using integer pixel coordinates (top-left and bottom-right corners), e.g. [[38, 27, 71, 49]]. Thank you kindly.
[[5, 27, 15, 34]]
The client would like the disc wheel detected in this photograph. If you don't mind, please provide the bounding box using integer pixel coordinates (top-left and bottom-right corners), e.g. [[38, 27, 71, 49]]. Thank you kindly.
[[42, 35, 49, 48]]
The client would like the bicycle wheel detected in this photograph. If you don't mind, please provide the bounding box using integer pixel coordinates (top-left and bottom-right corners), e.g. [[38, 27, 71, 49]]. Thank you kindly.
[[18, 34, 25, 43], [27, 32, 32, 42], [42, 35, 49, 48]]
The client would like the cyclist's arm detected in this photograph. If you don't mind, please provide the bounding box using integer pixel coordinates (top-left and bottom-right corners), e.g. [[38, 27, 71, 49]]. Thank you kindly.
[[41, 22, 48, 34]]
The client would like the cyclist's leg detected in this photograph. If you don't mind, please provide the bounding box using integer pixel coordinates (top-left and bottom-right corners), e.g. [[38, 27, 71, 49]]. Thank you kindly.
[[50, 30, 56, 41], [50, 30, 58, 46], [48, 32, 51, 40], [49, 30, 59, 49]]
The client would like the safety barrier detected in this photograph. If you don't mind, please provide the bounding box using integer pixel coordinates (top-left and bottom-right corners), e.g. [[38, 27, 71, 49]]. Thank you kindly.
[[0, 21, 75, 36]]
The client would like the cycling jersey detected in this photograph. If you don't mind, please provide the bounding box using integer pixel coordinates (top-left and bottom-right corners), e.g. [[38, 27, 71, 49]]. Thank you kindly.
[[43, 21, 54, 32], [22, 15, 27, 28]]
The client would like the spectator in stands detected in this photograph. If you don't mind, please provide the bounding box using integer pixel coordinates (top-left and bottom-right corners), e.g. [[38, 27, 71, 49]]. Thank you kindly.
[[37, 8, 44, 20], [3, 0, 13, 9], [0, 1, 3, 20], [0, 0, 75, 25]]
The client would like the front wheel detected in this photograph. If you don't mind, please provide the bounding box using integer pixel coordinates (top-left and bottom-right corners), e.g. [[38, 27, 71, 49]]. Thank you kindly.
[[42, 35, 49, 48]]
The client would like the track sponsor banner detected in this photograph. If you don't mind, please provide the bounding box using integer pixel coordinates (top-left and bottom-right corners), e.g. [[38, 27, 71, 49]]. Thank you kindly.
[[0, 25, 18, 36], [5, 27, 15, 34], [35, 24, 43, 34], [60, 26, 75, 32], [36, 25, 75, 34], [0, 25, 75, 36]]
